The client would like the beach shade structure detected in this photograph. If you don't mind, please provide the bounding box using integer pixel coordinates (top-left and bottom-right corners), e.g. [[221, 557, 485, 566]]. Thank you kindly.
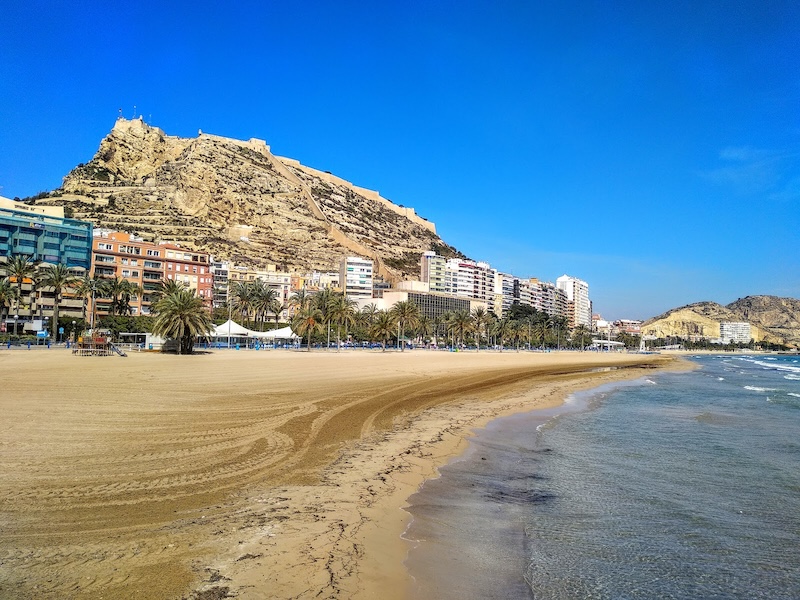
[[209, 320, 299, 347], [212, 319, 252, 337], [252, 326, 299, 340], [210, 319, 254, 348]]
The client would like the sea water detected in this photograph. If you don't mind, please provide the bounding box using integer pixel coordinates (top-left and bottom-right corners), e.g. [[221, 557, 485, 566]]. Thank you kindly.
[[404, 354, 800, 599]]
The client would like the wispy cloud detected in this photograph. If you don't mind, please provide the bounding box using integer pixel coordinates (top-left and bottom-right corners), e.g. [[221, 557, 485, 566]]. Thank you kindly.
[[699, 146, 800, 200]]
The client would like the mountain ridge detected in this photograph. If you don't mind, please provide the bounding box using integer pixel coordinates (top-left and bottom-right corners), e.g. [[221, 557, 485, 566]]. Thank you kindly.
[[34, 117, 464, 280], [641, 295, 800, 348]]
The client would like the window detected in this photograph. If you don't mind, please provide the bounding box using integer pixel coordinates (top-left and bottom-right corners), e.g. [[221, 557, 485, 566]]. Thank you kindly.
[[98, 243, 113, 250], [146, 249, 160, 257], [144, 261, 161, 269], [167, 264, 173, 270], [121, 258, 129, 265]]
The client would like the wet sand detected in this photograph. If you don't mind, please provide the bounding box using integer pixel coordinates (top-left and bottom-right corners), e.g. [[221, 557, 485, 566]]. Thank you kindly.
[[0, 348, 678, 599]]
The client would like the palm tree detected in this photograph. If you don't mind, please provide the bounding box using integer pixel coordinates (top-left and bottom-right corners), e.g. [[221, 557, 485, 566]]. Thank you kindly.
[[38, 264, 80, 340], [494, 318, 514, 352], [390, 300, 420, 352], [511, 319, 527, 352], [289, 288, 312, 312], [328, 293, 357, 351], [573, 324, 590, 351], [471, 307, 491, 351], [252, 283, 279, 331], [448, 310, 473, 348], [6, 256, 36, 318], [415, 314, 433, 346], [0, 278, 18, 329], [152, 287, 212, 354], [104, 276, 140, 316], [314, 288, 336, 349], [360, 303, 379, 326], [291, 304, 324, 351], [230, 281, 255, 328], [150, 279, 186, 307], [552, 315, 568, 350], [369, 310, 397, 351], [74, 274, 109, 331]]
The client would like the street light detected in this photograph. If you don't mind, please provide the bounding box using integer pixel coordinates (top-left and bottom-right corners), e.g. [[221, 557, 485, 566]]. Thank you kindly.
[[72, 320, 77, 344], [13, 314, 18, 337]]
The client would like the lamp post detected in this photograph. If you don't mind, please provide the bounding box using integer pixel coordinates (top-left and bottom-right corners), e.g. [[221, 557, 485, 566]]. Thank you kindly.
[[13, 314, 18, 337], [72, 320, 77, 344]]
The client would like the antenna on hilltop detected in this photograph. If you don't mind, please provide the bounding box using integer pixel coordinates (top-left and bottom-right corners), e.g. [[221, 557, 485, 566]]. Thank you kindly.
[[132, 105, 137, 119], [118, 108, 122, 119]]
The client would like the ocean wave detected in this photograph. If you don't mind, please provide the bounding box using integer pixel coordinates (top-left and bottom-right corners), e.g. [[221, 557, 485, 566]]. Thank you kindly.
[[785, 374, 800, 380], [789, 393, 800, 398], [744, 386, 779, 392], [750, 359, 800, 374]]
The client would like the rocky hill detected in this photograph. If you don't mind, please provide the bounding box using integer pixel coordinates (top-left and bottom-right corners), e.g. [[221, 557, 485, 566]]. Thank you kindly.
[[35, 118, 463, 280], [641, 296, 800, 348]]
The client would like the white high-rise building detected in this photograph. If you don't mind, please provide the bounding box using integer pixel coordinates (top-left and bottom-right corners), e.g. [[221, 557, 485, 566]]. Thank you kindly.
[[556, 275, 591, 328], [340, 256, 373, 301], [720, 322, 751, 344]]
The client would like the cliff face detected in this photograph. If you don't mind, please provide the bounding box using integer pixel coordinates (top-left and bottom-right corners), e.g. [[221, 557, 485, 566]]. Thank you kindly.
[[641, 296, 800, 347], [38, 118, 462, 279]]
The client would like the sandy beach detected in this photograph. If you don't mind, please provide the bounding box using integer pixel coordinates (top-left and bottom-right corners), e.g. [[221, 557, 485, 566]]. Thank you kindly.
[[0, 348, 681, 599]]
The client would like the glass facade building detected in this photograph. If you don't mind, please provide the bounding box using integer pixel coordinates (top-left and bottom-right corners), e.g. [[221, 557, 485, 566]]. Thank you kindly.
[[0, 201, 92, 269]]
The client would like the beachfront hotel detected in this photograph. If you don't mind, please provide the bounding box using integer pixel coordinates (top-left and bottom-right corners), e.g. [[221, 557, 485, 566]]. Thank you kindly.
[[0, 196, 92, 334]]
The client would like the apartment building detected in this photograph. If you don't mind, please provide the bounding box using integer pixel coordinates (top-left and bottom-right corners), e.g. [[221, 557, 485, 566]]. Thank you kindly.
[[211, 259, 230, 309], [340, 256, 374, 301], [720, 321, 752, 344], [91, 230, 212, 316], [420, 251, 447, 294], [556, 275, 591, 328]]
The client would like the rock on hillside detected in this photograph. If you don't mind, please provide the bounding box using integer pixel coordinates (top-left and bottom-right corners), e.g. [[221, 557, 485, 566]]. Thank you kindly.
[[36, 118, 463, 280], [641, 296, 800, 347]]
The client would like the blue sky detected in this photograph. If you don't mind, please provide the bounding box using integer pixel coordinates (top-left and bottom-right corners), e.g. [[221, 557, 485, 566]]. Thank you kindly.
[[1, 0, 798, 319]]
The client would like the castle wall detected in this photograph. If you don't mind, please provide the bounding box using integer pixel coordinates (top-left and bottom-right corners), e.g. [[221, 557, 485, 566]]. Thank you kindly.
[[277, 157, 436, 234]]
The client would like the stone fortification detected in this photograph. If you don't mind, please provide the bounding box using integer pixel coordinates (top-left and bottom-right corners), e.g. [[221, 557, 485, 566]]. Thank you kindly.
[[36, 118, 459, 278], [278, 157, 436, 234]]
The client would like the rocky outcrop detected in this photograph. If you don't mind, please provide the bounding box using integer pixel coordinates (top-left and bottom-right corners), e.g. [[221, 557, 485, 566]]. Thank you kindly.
[[641, 296, 800, 347], [37, 118, 463, 279]]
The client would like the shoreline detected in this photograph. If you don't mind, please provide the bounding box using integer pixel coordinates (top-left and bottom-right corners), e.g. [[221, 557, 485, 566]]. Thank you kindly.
[[0, 350, 687, 599], [190, 352, 692, 599]]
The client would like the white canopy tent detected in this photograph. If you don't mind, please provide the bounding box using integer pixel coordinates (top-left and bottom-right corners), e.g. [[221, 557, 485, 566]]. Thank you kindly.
[[253, 326, 299, 340], [209, 320, 299, 346], [211, 319, 252, 337]]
